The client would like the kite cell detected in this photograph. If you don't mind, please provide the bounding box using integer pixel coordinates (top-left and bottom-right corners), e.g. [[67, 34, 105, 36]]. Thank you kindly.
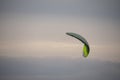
[[66, 32, 90, 57]]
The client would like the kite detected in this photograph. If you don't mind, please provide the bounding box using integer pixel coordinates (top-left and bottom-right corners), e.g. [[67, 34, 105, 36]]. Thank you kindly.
[[66, 32, 90, 57]]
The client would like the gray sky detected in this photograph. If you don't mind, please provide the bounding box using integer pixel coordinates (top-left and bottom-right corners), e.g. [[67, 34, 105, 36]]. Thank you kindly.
[[0, 0, 120, 62], [0, 57, 120, 80], [0, 0, 120, 80]]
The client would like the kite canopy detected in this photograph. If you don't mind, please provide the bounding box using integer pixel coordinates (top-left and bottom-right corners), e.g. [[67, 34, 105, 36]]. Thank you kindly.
[[66, 32, 90, 57]]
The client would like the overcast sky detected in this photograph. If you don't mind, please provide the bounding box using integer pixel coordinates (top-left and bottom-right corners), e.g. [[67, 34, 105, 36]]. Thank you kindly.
[[0, 0, 120, 62], [0, 0, 120, 80], [0, 57, 120, 80]]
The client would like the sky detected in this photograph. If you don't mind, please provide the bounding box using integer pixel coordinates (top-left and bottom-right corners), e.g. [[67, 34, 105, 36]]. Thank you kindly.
[[0, 0, 120, 80], [0, 0, 120, 62]]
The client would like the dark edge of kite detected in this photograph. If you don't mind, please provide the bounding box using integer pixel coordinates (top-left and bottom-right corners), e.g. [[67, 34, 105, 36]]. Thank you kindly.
[[66, 32, 89, 46]]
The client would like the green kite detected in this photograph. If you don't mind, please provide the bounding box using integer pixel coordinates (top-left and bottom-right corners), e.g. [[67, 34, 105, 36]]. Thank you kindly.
[[66, 32, 90, 57]]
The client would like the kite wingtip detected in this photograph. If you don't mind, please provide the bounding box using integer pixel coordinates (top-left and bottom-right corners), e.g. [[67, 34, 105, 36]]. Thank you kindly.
[[66, 32, 73, 35]]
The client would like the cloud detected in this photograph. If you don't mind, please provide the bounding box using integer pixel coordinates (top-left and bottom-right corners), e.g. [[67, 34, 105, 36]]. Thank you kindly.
[[0, 0, 120, 64], [0, 57, 120, 80], [0, 15, 120, 62], [0, 0, 120, 19]]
